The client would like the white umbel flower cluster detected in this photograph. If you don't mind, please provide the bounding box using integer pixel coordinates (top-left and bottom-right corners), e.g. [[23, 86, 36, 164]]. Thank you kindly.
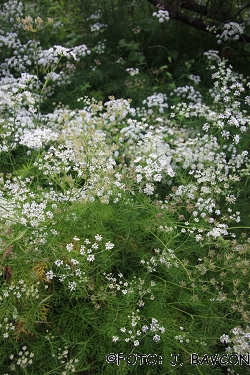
[[207, 22, 245, 44], [152, 9, 170, 23]]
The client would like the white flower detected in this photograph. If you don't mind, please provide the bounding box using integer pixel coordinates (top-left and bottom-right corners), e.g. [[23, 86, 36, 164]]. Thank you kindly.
[[80, 245, 86, 255], [66, 243, 73, 252], [105, 241, 114, 250], [152, 9, 170, 23], [220, 333, 230, 344], [68, 281, 77, 291], [87, 254, 95, 262], [153, 334, 161, 342], [46, 270, 54, 280], [142, 325, 148, 332], [126, 68, 139, 76], [70, 258, 79, 265], [55, 259, 63, 267], [95, 234, 103, 241]]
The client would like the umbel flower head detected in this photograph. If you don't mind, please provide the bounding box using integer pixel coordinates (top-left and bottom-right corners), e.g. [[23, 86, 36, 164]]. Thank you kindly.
[[16, 16, 53, 32]]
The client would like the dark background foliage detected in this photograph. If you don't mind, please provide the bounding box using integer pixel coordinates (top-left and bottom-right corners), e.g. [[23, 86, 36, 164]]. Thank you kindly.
[[1, 0, 248, 109]]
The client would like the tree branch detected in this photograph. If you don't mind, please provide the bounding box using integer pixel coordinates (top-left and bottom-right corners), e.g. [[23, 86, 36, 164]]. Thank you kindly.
[[179, 0, 209, 16], [146, 0, 250, 43], [233, 2, 250, 21], [146, 0, 209, 32]]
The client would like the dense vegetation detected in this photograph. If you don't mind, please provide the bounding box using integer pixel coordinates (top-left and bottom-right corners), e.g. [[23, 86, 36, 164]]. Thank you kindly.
[[0, 0, 250, 374]]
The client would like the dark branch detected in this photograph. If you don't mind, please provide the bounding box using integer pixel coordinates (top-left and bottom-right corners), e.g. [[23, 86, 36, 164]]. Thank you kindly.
[[233, 2, 250, 21], [146, 0, 209, 32], [146, 0, 249, 37], [179, 0, 209, 17], [172, 10, 208, 32]]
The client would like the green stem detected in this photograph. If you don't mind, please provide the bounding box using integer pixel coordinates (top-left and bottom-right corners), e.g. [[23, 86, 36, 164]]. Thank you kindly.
[[149, 230, 193, 280], [32, 31, 41, 119], [228, 226, 250, 230]]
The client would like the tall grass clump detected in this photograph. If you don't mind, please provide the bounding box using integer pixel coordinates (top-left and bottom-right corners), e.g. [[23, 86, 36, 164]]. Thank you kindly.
[[0, 1, 250, 374]]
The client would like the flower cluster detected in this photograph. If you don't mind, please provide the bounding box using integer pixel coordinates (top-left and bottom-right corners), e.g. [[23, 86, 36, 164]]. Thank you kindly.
[[152, 9, 170, 23], [175, 327, 190, 344], [0, 280, 40, 303], [126, 67, 139, 76], [32, 120, 124, 204], [132, 26, 140, 34], [130, 133, 175, 193], [207, 22, 245, 44], [52, 346, 79, 375], [0, 282, 41, 342], [17, 15, 53, 32], [204, 49, 222, 62], [105, 273, 156, 307], [142, 92, 168, 114], [103, 96, 136, 122], [86, 11, 101, 21], [90, 22, 107, 33], [145, 317, 166, 342], [220, 326, 250, 355], [0, 317, 15, 339], [0, 196, 16, 221], [19, 128, 59, 149], [141, 247, 179, 272], [8, 346, 34, 371], [19, 201, 51, 227], [0, 0, 24, 30], [207, 223, 228, 239], [119, 117, 148, 143], [189, 74, 201, 84], [0, 34, 35, 74], [113, 314, 165, 346], [46, 235, 114, 291], [169, 50, 250, 146], [170, 85, 203, 104], [38, 44, 91, 66], [92, 40, 106, 54]]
